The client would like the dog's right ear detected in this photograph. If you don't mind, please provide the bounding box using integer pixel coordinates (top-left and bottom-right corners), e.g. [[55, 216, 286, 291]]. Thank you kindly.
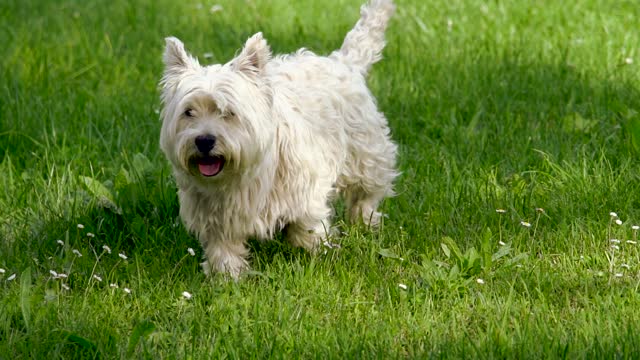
[[163, 37, 196, 77], [233, 32, 271, 76]]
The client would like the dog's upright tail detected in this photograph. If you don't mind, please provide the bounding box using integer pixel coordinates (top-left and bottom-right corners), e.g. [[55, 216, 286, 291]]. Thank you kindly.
[[334, 0, 395, 75]]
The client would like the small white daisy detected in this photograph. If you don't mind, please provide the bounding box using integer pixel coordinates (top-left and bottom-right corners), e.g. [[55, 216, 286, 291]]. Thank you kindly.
[[616, 219, 623, 225], [476, 278, 485, 284], [535, 208, 545, 213], [610, 212, 618, 218], [0, 268, 5, 274], [56, 240, 64, 246], [625, 57, 633, 65], [110, 283, 119, 288], [615, 273, 624, 278], [611, 245, 620, 250], [182, 291, 192, 300], [496, 209, 506, 214], [123, 287, 132, 294], [210, 4, 223, 13], [203, 52, 214, 59], [102, 245, 112, 254], [86, 232, 95, 238], [7, 274, 16, 281], [118, 253, 128, 260], [187, 248, 196, 256], [610, 239, 621, 244], [61, 283, 70, 290], [49, 270, 58, 277], [633, 225, 639, 231], [520, 221, 531, 228], [498, 241, 506, 246], [77, 224, 85, 229], [398, 283, 408, 290], [56, 273, 68, 279], [93, 274, 103, 282], [72, 249, 82, 257], [627, 240, 637, 245]]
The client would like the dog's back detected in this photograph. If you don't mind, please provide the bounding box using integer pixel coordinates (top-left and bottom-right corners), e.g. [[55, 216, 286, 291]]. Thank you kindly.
[[264, 0, 397, 228]]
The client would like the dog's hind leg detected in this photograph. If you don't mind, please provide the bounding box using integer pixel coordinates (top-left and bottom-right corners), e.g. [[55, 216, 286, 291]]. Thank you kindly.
[[344, 139, 397, 228], [345, 186, 386, 228]]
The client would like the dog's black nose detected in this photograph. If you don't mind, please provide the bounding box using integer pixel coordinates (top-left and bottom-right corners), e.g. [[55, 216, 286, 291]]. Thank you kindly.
[[195, 135, 216, 153]]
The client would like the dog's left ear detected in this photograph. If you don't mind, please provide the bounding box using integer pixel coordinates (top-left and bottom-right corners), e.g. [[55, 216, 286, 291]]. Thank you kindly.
[[233, 32, 271, 76]]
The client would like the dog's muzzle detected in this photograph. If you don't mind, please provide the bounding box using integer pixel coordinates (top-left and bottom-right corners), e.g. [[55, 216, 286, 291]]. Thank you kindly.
[[192, 134, 225, 177]]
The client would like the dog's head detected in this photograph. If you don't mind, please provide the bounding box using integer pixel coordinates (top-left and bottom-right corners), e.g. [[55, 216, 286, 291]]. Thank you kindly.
[[159, 33, 274, 185]]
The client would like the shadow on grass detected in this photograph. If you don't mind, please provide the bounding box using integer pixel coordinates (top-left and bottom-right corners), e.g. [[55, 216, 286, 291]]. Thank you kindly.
[[381, 57, 640, 248], [382, 57, 640, 166]]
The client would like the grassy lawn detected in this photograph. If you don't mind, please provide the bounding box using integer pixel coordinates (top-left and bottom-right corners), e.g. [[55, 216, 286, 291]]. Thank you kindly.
[[2, 0, 640, 358]]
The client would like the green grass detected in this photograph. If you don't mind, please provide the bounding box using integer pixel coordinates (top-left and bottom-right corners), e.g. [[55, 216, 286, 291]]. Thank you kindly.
[[2, 0, 640, 358]]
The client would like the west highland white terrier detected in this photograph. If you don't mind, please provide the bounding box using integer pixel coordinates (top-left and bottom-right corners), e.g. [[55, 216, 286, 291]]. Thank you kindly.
[[159, 0, 398, 277]]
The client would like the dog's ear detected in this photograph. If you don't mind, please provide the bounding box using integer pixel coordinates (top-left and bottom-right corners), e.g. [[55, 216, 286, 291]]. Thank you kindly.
[[163, 37, 197, 77], [233, 32, 271, 76]]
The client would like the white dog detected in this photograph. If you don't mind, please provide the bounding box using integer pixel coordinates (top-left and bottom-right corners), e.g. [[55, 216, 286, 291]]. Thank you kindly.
[[159, 0, 398, 277]]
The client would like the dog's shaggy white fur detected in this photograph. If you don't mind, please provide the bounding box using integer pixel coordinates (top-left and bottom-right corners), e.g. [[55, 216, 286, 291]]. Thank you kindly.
[[159, 0, 398, 277]]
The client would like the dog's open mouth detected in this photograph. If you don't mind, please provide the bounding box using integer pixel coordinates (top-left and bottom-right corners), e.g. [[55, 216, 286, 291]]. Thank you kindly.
[[195, 156, 225, 177]]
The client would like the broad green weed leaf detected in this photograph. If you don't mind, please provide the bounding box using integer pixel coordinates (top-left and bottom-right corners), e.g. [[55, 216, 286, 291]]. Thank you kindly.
[[54, 330, 100, 357], [441, 237, 462, 261], [440, 243, 451, 259], [562, 113, 596, 133], [449, 264, 460, 278], [378, 248, 401, 260], [114, 168, 132, 192], [432, 260, 449, 269], [627, 115, 640, 153], [131, 153, 153, 176], [127, 319, 156, 357], [79, 176, 121, 213], [65, 331, 99, 352], [503, 253, 529, 267], [464, 247, 482, 275], [481, 228, 493, 269], [492, 243, 512, 262]]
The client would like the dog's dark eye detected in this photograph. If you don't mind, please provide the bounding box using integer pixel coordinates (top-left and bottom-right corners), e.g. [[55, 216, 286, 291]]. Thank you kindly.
[[224, 109, 235, 118], [184, 109, 195, 118]]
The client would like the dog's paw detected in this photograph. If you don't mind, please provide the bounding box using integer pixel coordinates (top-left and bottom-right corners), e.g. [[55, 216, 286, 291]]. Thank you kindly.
[[201, 257, 248, 280], [200, 261, 213, 276]]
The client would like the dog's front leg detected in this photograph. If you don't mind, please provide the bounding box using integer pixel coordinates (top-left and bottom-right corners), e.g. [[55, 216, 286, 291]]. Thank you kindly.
[[285, 218, 332, 253], [200, 237, 249, 279]]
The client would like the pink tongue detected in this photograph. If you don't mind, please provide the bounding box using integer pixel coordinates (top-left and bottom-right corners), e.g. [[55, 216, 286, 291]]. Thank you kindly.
[[198, 161, 221, 177]]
